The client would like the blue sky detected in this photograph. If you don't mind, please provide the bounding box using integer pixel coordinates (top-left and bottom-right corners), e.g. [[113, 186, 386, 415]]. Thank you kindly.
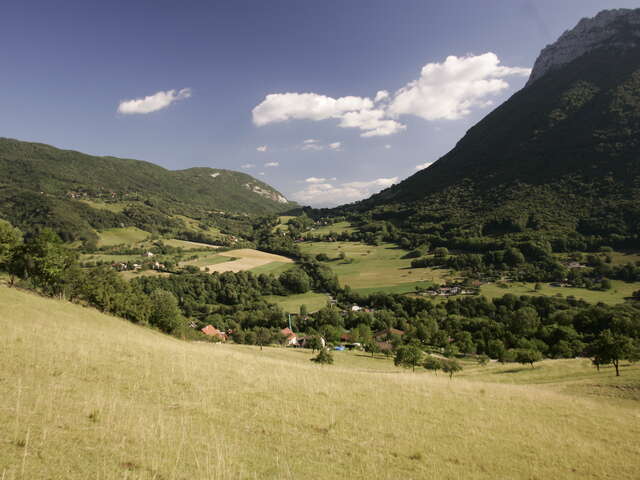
[[1, 0, 637, 206]]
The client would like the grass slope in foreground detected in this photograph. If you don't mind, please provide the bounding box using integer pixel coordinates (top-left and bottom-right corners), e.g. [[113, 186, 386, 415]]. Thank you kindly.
[[1, 287, 639, 479]]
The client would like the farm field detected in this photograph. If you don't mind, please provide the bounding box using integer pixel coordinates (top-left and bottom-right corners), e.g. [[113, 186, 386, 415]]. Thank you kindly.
[[1, 286, 639, 479], [263, 291, 329, 313], [183, 248, 294, 273], [79, 199, 126, 213], [480, 280, 639, 305], [304, 221, 357, 237], [96, 227, 150, 247], [299, 241, 454, 293], [161, 238, 220, 250]]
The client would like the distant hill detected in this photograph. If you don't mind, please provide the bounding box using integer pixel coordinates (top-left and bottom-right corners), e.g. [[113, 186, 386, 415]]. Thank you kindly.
[[341, 9, 640, 246], [0, 138, 294, 243]]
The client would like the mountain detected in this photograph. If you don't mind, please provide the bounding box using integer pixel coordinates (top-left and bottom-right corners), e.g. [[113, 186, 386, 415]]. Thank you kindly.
[[0, 138, 294, 243], [347, 8, 640, 246]]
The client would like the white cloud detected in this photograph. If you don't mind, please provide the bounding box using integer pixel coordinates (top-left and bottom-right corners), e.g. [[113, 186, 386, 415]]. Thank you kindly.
[[292, 177, 399, 206], [259, 172, 265, 176], [241, 163, 255, 169], [256, 145, 268, 152], [252, 93, 373, 125], [374, 90, 389, 102], [339, 108, 405, 137], [301, 143, 323, 151], [388, 53, 530, 121], [385, 144, 392, 149], [253, 92, 402, 137], [328, 142, 342, 151], [303, 138, 318, 144], [264, 162, 279, 167], [117, 88, 191, 115], [415, 162, 433, 170], [252, 53, 529, 137]]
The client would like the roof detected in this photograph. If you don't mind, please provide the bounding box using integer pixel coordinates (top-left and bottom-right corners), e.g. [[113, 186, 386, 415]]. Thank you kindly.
[[374, 328, 405, 338], [280, 327, 296, 338], [201, 325, 225, 337]]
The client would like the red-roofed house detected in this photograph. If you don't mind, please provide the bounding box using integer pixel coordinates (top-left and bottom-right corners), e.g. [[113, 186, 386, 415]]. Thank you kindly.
[[201, 325, 227, 341], [280, 327, 298, 346]]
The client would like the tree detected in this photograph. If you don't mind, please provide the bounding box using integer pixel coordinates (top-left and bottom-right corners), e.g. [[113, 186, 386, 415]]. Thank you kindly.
[[306, 335, 323, 353], [434, 247, 449, 258], [279, 268, 311, 293], [0, 220, 21, 271], [423, 356, 443, 374], [588, 330, 634, 376], [256, 327, 272, 350], [311, 348, 334, 364], [364, 340, 381, 358], [514, 349, 543, 368], [394, 345, 423, 372], [441, 359, 462, 378], [149, 289, 182, 334]]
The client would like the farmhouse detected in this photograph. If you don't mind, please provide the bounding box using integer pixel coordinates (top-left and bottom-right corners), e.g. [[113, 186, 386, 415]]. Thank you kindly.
[[280, 327, 299, 346], [201, 325, 227, 341]]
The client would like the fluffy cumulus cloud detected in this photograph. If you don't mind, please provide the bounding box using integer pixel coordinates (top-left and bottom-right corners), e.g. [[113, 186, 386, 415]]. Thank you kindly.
[[292, 177, 398, 206], [241, 163, 255, 169], [264, 161, 279, 167], [328, 142, 342, 150], [252, 53, 529, 136], [256, 145, 268, 152], [118, 88, 191, 114], [415, 162, 433, 170], [389, 53, 530, 120]]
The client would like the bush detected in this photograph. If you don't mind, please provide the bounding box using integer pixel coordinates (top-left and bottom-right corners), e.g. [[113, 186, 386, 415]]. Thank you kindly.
[[311, 348, 334, 364]]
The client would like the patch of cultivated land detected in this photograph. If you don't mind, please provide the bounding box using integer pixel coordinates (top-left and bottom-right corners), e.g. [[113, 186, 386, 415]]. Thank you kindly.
[[195, 248, 294, 273], [1, 286, 639, 479], [480, 280, 639, 305], [299, 241, 453, 293], [304, 221, 357, 237], [96, 227, 150, 247], [263, 292, 329, 313], [161, 239, 220, 250]]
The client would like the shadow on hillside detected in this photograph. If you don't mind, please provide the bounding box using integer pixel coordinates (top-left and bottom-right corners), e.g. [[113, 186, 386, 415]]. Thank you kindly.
[[494, 367, 530, 374]]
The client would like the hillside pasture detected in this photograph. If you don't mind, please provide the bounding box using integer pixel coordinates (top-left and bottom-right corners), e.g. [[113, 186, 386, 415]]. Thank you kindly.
[[480, 280, 640, 305], [1, 286, 639, 479], [96, 227, 150, 247], [299, 241, 453, 293], [304, 221, 357, 238], [263, 291, 329, 313], [185, 248, 295, 273], [162, 238, 221, 250]]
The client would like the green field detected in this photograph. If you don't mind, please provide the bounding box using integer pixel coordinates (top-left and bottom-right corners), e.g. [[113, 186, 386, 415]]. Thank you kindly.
[[299, 241, 454, 293], [480, 280, 639, 305], [80, 199, 126, 213], [181, 252, 234, 268], [263, 291, 329, 313], [249, 261, 295, 275], [1, 286, 639, 479], [96, 227, 150, 247], [305, 221, 357, 237]]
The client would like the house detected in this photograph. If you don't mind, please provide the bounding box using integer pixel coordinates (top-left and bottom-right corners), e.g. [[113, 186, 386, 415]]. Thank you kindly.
[[374, 328, 405, 341], [299, 335, 326, 349], [280, 327, 299, 346], [201, 325, 227, 341], [144, 251, 155, 258], [351, 305, 362, 312]]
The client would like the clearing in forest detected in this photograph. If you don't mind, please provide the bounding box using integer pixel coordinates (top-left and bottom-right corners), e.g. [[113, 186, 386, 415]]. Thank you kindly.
[[202, 248, 294, 273]]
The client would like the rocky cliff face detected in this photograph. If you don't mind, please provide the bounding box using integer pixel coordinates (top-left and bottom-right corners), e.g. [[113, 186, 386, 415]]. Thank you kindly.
[[527, 8, 640, 86]]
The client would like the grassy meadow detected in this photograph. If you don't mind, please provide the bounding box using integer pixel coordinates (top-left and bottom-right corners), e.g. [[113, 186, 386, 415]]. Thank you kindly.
[[263, 291, 329, 313], [96, 227, 150, 247], [1, 286, 639, 479], [304, 221, 357, 238], [480, 280, 638, 305], [299, 241, 454, 293]]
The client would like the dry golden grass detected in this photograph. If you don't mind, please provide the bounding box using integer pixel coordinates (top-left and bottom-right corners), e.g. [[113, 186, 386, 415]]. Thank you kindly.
[[1, 286, 639, 479], [203, 248, 294, 273]]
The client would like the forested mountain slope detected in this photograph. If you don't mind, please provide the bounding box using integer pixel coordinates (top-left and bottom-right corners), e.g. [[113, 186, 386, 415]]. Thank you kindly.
[[0, 138, 294, 242], [345, 9, 640, 245]]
